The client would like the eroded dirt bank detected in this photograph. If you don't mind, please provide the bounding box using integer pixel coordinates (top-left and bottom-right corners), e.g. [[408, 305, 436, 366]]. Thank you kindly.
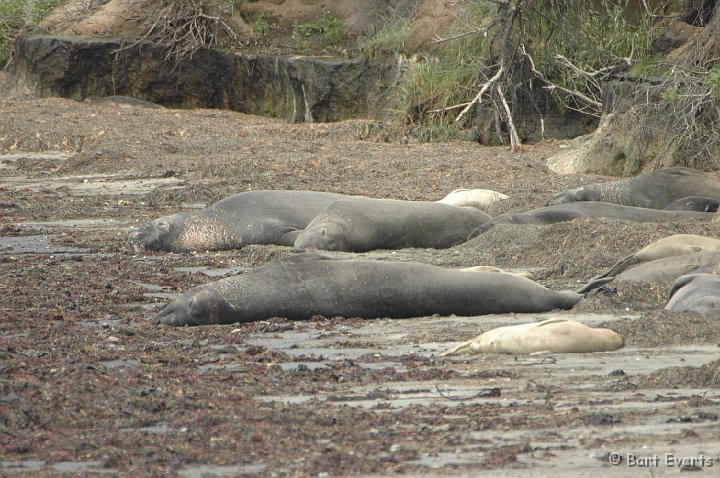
[[1, 96, 720, 476]]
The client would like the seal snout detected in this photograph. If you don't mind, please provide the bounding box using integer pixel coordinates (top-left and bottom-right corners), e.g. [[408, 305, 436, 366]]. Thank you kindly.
[[126, 218, 178, 253], [294, 224, 343, 251], [153, 286, 230, 326]]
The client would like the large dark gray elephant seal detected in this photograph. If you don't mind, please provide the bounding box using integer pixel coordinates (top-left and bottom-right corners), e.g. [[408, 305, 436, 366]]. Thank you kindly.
[[577, 252, 720, 294], [666, 273, 720, 317], [128, 190, 349, 252], [547, 167, 720, 209], [468, 201, 715, 239], [154, 253, 582, 326], [294, 198, 491, 252]]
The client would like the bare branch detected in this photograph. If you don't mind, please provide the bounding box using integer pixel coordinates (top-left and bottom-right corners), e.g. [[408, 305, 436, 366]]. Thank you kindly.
[[455, 64, 504, 122], [433, 16, 501, 44], [496, 85, 520, 150]]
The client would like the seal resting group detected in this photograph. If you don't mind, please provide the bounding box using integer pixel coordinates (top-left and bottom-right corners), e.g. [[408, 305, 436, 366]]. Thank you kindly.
[[127, 190, 348, 252], [129, 189, 492, 253], [133, 165, 720, 353]]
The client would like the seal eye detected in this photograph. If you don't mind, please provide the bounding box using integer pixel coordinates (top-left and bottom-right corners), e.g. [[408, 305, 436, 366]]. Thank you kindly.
[[320, 227, 326, 236]]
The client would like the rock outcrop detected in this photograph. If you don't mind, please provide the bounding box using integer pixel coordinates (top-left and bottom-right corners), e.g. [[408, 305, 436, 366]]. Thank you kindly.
[[3, 34, 400, 123]]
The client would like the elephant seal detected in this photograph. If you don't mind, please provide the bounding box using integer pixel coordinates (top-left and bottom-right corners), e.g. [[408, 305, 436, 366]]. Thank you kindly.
[[577, 252, 720, 294], [127, 190, 349, 252], [662, 196, 720, 212], [592, 234, 720, 280], [440, 317, 625, 355], [154, 253, 582, 326], [294, 198, 491, 252], [437, 188, 509, 210], [460, 265, 534, 280], [468, 201, 715, 239], [666, 273, 720, 317], [547, 167, 720, 209], [83, 95, 165, 109]]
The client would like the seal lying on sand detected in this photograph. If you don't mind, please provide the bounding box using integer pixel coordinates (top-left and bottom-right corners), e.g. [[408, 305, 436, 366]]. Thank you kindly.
[[468, 202, 715, 239], [440, 318, 625, 355], [154, 253, 582, 326], [128, 190, 349, 252], [591, 234, 720, 280], [662, 196, 720, 212], [547, 167, 720, 209], [666, 273, 720, 317], [437, 188, 509, 210], [577, 252, 720, 294], [83, 95, 165, 109], [460, 265, 534, 280], [294, 198, 491, 252]]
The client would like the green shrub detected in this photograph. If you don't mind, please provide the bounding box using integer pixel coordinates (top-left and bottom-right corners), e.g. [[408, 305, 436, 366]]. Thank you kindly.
[[397, 1, 492, 130], [1, 0, 63, 66], [360, 19, 412, 59], [397, 0, 670, 140], [252, 16, 269, 36], [293, 12, 344, 45]]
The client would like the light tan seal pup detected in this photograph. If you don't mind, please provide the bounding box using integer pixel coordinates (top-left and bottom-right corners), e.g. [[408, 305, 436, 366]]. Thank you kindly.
[[592, 234, 720, 279], [578, 252, 720, 294], [437, 188, 509, 210], [440, 318, 625, 355]]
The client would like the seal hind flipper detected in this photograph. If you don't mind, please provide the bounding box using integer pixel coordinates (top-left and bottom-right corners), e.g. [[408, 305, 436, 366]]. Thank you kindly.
[[438, 339, 476, 356], [535, 317, 569, 327], [590, 254, 640, 280], [576, 276, 615, 294]]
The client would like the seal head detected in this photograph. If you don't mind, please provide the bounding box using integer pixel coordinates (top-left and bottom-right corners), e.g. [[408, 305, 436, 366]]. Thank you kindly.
[[294, 222, 345, 251], [127, 214, 187, 252], [154, 286, 231, 326]]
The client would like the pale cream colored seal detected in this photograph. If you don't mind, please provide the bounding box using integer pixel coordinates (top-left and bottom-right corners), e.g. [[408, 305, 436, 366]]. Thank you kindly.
[[440, 317, 625, 355], [595, 234, 720, 279], [437, 188, 509, 210]]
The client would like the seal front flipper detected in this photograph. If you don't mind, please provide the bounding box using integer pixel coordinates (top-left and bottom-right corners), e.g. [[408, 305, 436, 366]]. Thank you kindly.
[[467, 222, 492, 240]]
